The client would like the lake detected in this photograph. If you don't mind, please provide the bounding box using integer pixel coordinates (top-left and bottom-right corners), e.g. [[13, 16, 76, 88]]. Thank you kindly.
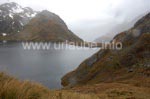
[[0, 42, 99, 89]]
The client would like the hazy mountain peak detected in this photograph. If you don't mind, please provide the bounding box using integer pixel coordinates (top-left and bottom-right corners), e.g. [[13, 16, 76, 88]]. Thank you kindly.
[[0, 2, 23, 13], [37, 10, 68, 29], [134, 13, 150, 28], [0, 2, 38, 35], [15, 9, 82, 42]]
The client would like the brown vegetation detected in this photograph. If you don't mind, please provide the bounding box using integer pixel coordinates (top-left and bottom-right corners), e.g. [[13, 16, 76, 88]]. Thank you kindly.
[[0, 72, 100, 99], [1, 72, 150, 99], [61, 13, 150, 87]]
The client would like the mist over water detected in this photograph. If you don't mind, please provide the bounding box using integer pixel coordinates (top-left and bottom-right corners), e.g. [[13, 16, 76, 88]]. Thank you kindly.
[[0, 43, 99, 89]]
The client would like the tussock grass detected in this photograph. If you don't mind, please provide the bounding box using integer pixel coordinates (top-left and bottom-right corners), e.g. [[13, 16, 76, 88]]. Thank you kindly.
[[0, 72, 50, 99], [1, 72, 149, 99], [0, 72, 99, 99]]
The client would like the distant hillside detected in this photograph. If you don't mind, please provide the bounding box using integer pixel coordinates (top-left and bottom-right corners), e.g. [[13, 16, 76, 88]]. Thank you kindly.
[[95, 35, 112, 42], [94, 13, 149, 43], [62, 13, 150, 87], [14, 10, 82, 42]]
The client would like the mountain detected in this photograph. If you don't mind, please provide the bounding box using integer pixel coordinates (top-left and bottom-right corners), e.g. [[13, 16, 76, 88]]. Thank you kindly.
[[0, 2, 82, 42], [95, 35, 112, 42], [94, 13, 149, 43], [62, 13, 150, 87], [0, 2, 37, 36], [15, 10, 82, 42]]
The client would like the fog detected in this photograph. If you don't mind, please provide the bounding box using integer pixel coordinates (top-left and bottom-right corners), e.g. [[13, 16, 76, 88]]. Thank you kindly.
[[0, 0, 150, 41]]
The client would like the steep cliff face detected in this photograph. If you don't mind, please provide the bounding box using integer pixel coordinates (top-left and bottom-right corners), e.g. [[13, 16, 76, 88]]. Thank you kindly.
[[13, 10, 82, 42], [0, 2, 37, 35], [61, 13, 150, 87]]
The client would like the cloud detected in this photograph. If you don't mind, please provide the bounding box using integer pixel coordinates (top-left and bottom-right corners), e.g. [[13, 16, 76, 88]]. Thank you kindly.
[[0, 0, 150, 41]]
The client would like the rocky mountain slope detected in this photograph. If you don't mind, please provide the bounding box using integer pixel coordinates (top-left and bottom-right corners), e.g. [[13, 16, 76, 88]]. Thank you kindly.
[[0, 2, 37, 36], [94, 13, 149, 43], [0, 2, 82, 42], [14, 10, 82, 42], [62, 13, 150, 87]]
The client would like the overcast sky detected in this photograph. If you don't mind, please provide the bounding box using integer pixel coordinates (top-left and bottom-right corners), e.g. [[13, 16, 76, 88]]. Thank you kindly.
[[0, 0, 150, 41]]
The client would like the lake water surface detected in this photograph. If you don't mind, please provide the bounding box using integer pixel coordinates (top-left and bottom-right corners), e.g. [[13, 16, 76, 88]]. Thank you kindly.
[[0, 42, 99, 89]]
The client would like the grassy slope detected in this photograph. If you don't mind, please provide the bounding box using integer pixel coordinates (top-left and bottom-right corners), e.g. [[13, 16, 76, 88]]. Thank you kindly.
[[70, 83, 150, 99], [61, 13, 150, 87], [0, 72, 150, 99], [60, 13, 150, 98], [0, 72, 100, 99]]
